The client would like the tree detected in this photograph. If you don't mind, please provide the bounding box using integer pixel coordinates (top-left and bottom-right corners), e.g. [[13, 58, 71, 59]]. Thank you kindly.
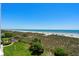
[[54, 48, 68, 56], [29, 38, 44, 56]]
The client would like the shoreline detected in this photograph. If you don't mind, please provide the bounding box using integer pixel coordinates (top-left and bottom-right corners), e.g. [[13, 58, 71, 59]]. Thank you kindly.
[[15, 30, 79, 38]]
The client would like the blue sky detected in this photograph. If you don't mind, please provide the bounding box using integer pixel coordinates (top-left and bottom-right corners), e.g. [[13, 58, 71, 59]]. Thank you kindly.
[[1, 3, 79, 29]]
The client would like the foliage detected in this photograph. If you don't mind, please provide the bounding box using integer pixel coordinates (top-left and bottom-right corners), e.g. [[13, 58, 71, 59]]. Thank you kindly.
[[32, 38, 41, 43], [29, 38, 44, 56], [3, 42, 31, 56], [1, 38, 11, 45], [1, 33, 5, 38], [2, 30, 79, 56], [4, 32, 16, 38], [54, 48, 68, 56]]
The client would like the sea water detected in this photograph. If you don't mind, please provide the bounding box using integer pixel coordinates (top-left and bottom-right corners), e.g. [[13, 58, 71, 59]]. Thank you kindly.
[[13, 29, 79, 34]]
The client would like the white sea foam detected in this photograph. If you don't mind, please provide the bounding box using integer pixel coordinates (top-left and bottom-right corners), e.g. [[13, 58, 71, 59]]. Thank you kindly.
[[17, 31, 79, 38]]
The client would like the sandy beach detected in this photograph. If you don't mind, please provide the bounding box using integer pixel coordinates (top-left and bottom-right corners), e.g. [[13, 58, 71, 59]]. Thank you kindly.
[[17, 31, 79, 38]]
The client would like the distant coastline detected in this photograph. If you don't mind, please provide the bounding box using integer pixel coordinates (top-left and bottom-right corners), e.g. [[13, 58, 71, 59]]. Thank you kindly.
[[10, 29, 79, 38]]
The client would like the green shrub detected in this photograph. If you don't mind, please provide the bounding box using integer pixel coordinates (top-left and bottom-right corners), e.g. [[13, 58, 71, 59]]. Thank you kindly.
[[1, 33, 5, 38], [2, 38, 11, 45], [32, 38, 41, 43], [54, 48, 68, 56], [29, 38, 44, 56], [4, 32, 16, 38]]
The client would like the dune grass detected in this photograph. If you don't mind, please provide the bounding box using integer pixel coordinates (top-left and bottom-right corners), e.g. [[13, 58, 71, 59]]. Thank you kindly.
[[2, 30, 79, 56]]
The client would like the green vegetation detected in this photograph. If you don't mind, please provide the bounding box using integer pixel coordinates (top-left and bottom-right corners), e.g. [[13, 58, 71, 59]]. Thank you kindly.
[[1, 30, 79, 56], [1, 38, 11, 45], [3, 42, 31, 56], [29, 38, 44, 55], [4, 32, 14, 38], [54, 48, 68, 56]]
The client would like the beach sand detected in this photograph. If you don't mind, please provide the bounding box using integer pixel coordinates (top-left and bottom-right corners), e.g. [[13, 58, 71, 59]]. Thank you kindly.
[[17, 31, 79, 38]]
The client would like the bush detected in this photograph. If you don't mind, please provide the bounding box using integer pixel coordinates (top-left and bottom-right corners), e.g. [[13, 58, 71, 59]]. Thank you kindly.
[[29, 38, 44, 56], [1, 33, 5, 38], [54, 48, 68, 56], [4, 32, 16, 38], [32, 38, 41, 43], [2, 38, 11, 45]]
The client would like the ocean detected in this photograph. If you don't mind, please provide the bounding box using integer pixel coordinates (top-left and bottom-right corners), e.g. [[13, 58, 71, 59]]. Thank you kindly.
[[12, 29, 79, 34]]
